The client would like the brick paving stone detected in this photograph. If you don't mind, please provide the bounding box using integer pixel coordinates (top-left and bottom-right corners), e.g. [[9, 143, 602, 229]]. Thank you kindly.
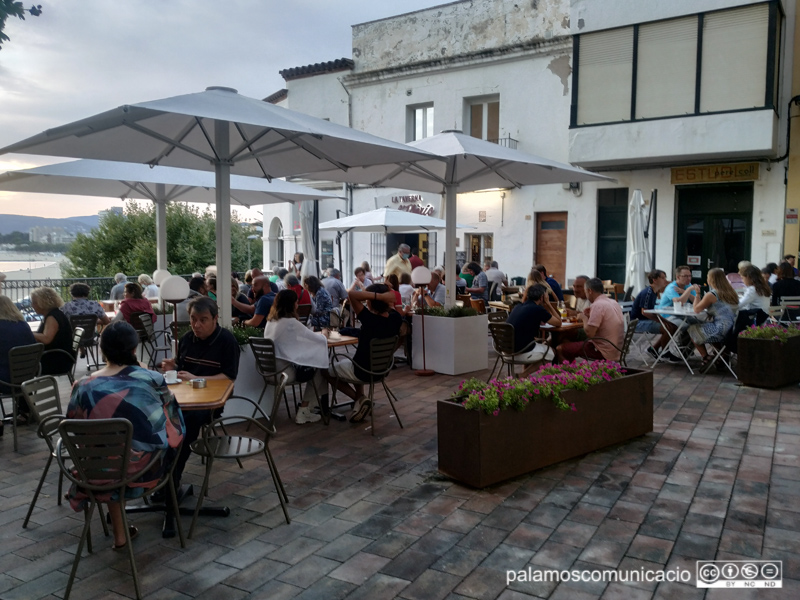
[[453, 565, 509, 600], [626, 534, 674, 564], [504, 522, 552, 551], [380, 548, 438, 581], [292, 575, 356, 600], [223, 557, 292, 592], [672, 531, 719, 560], [549, 519, 598, 547], [343, 573, 410, 600], [315, 533, 373, 562], [398, 568, 462, 600], [529, 540, 583, 569], [275, 554, 340, 589], [328, 551, 391, 585], [248, 579, 303, 600], [394, 511, 445, 536], [432, 546, 488, 577], [457, 525, 508, 554], [578, 539, 629, 568]]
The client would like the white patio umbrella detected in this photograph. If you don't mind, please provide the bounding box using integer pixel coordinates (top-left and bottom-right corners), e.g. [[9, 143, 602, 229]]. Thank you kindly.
[[305, 130, 613, 306], [0, 86, 436, 324], [298, 200, 319, 279], [0, 159, 342, 272], [624, 189, 652, 298], [317, 207, 474, 233]]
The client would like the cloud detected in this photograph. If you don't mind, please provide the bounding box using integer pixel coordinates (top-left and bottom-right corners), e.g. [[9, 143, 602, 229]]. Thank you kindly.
[[0, 0, 438, 216]]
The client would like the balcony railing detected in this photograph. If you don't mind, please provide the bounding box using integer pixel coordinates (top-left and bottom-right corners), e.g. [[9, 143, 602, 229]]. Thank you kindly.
[[487, 136, 519, 150], [2, 275, 191, 306]]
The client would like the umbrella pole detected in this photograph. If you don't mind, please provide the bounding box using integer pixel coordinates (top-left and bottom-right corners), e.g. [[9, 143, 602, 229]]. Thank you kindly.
[[414, 285, 434, 376], [214, 120, 233, 327], [444, 182, 457, 308], [154, 189, 168, 273]]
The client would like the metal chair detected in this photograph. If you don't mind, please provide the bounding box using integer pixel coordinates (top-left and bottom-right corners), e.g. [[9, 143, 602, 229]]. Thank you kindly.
[[248, 337, 296, 420], [470, 298, 486, 314], [132, 313, 171, 369], [488, 311, 508, 323], [778, 296, 800, 324], [297, 303, 312, 326], [488, 322, 547, 381], [580, 319, 639, 367], [189, 374, 291, 538], [330, 336, 403, 436], [0, 342, 45, 451], [20, 376, 66, 528], [56, 418, 177, 600], [69, 314, 101, 371]]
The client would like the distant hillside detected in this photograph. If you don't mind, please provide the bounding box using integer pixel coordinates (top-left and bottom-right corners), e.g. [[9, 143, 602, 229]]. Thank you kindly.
[[0, 214, 101, 235]]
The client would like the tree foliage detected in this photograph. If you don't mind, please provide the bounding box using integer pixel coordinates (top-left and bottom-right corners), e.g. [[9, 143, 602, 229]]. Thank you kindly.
[[63, 201, 263, 278], [0, 1, 42, 50]]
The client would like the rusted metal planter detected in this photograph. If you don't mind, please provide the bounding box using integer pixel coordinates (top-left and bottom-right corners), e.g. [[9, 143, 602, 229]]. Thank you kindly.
[[437, 368, 654, 488], [737, 335, 800, 389]]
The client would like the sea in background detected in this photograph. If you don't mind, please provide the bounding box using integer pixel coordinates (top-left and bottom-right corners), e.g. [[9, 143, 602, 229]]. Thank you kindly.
[[0, 251, 65, 280]]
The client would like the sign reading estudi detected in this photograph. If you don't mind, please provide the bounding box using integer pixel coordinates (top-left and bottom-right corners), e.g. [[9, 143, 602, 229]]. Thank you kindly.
[[671, 163, 760, 185]]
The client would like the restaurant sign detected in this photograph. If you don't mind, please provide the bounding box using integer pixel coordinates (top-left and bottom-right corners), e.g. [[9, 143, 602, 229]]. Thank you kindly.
[[671, 163, 760, 185], [376, 192, 439, 217]]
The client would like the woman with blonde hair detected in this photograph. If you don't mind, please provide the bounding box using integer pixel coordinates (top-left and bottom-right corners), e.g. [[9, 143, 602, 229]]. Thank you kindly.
[[137, 274, 159, 299], [526, 268, 557, 302], [687, 268, 739, 368], [0, 296, 36, 424], [30, 286, 75, 377]]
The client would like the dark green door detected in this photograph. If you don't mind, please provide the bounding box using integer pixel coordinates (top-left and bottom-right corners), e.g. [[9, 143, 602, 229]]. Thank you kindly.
[[676, 184, 752, 285], [596, 188, 628, 285]]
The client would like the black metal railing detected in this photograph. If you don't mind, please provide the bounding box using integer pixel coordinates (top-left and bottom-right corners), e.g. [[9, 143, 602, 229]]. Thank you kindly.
[[487, 135, 519, 150], [2, 275, 192, 305]]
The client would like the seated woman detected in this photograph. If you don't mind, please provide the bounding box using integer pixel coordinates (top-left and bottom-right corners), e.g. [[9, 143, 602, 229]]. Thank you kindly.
[[771, 262, 800, 307], [739, 264, 771, 314], [0, 296, 36, 425], [506, 284, 561, 375], [31, 286, 75, 378], [66, 322, 185, 550], [303, 275, 333, 330], [726, 260, 750, 292], [385, 274, 403, 308], [687, 268, 739, 369], [398, 272, 415, 306], [283, 273, 312, 305], [115, 283, 156, 324], [526, 268, 557, 302], [138, 274, 160, 299], [264, 290, 328, 425], [61, 282, 111, 326]]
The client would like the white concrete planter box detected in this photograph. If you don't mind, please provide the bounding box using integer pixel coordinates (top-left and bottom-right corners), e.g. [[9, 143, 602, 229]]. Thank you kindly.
[[412, 313, 488, 375]]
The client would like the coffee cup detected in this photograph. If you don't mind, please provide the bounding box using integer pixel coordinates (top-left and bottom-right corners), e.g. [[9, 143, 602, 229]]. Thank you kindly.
[[672, 300, 683, 311], [165, 370, 178, 384]]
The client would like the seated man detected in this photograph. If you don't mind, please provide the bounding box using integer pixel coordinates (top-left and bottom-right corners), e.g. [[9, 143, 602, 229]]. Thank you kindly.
[[556, 277, 624, 362], [535, 264, 564, 301], [567, 275, 591, 317], [506, 284, 562, 375], [176, 276, 206, 322], [231, 275, 275, 328], [412, 271, 446, 308], [109, 272, 127, 301], [632, 269, 681, 363], [322, 268, 349, 307], [161, 296, 239, 487], [324, 285, 402, 423]]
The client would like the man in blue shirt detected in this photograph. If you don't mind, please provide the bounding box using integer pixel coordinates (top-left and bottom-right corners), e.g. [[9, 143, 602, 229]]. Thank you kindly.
[[657, 266, 696, 310], [632, 269, 680, 363], [535, 264, 564, 302]]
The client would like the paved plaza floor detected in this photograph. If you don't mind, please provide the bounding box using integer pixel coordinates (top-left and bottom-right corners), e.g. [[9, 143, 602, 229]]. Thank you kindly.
[[1, 349, 799, 599]]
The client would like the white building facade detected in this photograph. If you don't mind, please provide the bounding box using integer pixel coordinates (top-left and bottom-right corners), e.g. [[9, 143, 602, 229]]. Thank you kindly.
[[265, 0, 796, 288]]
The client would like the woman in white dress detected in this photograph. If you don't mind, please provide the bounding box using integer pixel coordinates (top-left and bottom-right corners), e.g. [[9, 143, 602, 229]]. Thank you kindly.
[[264, 289, 329, 425]]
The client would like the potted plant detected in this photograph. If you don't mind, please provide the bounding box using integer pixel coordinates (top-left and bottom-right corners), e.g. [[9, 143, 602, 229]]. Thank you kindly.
[[411, 305, 488, 375], [737, 323, 800, 389], [437, 361, 653, 488]]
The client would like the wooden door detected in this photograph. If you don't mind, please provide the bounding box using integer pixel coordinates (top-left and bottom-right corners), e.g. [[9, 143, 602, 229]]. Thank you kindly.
[[535, 212, 568, 285]]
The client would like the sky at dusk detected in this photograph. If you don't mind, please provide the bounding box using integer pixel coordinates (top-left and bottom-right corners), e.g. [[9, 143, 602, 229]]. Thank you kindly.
[[0, 0, 440, 220]]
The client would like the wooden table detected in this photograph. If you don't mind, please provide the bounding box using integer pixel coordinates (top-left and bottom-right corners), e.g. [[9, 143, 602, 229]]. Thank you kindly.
[[326, 334, 359, 349], [171, 378, 234, 410], [541, 320, 584, 358], [488, 301, 512, 312]]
